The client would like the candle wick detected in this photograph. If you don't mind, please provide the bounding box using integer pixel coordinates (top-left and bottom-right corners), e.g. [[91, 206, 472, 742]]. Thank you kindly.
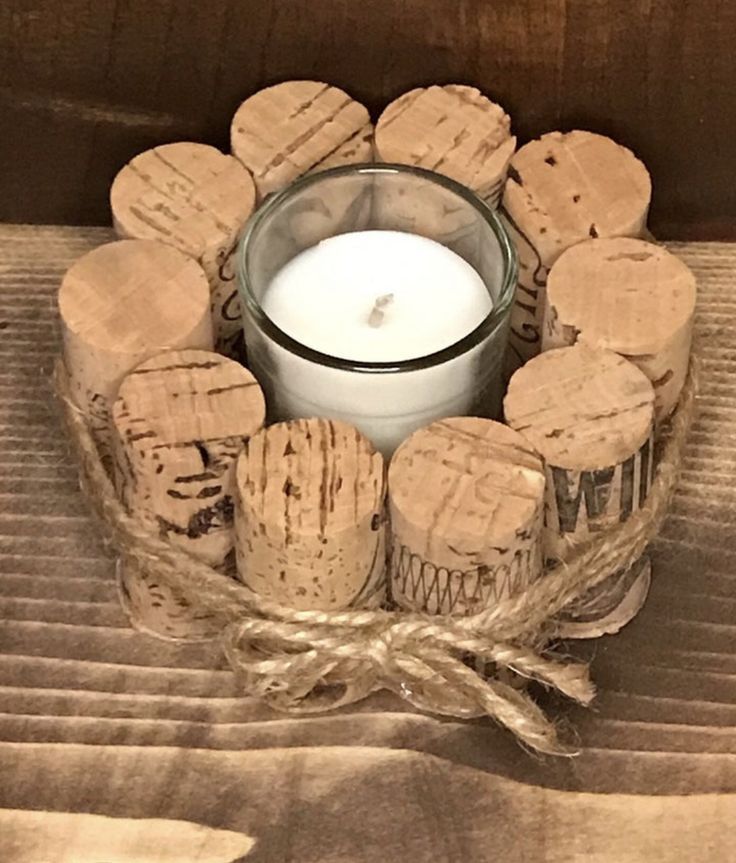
[[367, 293, 394, 328]]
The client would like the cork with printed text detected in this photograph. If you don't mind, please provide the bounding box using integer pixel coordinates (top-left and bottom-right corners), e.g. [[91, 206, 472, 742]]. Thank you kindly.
[[388, 417, 545, 615], [504, 343, 656, 634]]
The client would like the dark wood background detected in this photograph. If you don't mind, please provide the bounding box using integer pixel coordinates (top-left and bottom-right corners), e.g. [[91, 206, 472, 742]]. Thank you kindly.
[[1, 0, 734, 237]]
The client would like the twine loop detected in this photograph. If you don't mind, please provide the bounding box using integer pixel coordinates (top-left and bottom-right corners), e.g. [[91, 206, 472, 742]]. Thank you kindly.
[[223, 610, 596, 754], [53, 358, 698, 755]]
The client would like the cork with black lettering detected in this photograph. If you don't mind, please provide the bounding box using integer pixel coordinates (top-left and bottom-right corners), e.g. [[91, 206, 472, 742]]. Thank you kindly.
[[230, 81, 373, 200], [374, 84, 516, 208], [555, 555, 652, 639], [111, 349, 265, 567], [235, 418, 386, 611], [504, 343, 655, 559], [544, 237, 697, 423], [388, 418, 545, 616], [501, 131, 651, 370], [58, 240, 213, 461], [110, 143, 257, 356]]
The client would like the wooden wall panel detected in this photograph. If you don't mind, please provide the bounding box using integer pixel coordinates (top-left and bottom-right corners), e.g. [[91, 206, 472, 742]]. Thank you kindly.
[[1, 0, 734, 237]]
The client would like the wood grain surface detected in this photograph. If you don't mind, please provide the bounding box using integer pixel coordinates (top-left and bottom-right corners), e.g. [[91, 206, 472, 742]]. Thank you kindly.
[[1, 0, 735, 238], [2, 224, 736, 859]]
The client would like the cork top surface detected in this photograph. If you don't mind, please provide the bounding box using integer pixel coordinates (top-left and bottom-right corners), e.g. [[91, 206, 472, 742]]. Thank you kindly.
[[375, 84, 515, 191], [230, 80, 372, 198], [502, 131, 651, 262], [113, 350, 265, 447], [58, 240, 211, 353], [547, 238, 697, 354], [237, 418, 385, 536], [110, 143, 256, 262], [504, 343, 655, 470], [389, 417, 545, 544]]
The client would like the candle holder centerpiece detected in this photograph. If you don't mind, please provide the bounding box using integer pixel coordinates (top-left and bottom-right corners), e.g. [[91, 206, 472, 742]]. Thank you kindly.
[[238, 163, 517, 456], [53, 79, 698, 756]]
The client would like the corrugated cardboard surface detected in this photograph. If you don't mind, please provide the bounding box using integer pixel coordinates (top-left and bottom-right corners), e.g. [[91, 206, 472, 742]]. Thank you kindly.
[[1, 225, 735, 860]]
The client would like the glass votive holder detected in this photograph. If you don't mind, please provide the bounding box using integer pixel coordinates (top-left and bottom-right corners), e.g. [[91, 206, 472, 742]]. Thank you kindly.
[[238, 163, 517, 456]]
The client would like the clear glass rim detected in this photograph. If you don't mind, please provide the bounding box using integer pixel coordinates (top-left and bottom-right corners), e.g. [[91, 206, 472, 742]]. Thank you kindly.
[[237, 162, 518, 374]]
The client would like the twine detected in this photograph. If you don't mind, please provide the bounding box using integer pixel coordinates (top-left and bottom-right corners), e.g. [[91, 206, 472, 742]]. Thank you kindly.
[[53, 359, 698, 755]]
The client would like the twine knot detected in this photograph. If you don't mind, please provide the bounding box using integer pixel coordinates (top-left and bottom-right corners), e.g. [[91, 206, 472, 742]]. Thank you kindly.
[[222, 608, 597, 754]]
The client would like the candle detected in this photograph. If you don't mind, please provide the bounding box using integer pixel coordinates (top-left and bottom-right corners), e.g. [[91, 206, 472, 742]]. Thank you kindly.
[[238, 164, 517, 456], [251, 230, 494, 454], [265, 231, 491, 359]]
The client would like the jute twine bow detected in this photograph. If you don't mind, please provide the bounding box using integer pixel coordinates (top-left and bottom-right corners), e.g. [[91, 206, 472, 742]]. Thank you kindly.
[[53, 359, 698, 755]]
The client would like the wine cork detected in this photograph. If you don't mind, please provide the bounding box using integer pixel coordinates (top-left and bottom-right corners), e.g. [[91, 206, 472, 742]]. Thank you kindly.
[[111, 349, 266, 567], [544, 237, 697, 423], [504, 343, 655, 556], [374, 85, 516, 207], [504, 344, 656, 634], [555, 555, 652, 639], [388, 418, 545, 616], [110, 142, 256, 356], [501, 130, 651, 368], [118, 557, 225, 641], [230, 80, 373, 200], [235, 418, 386, 611], [58, 240, 213, 459]]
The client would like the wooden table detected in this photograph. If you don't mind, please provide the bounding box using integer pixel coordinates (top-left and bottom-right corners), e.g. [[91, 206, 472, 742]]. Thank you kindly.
[[1, 224, 735, 861]]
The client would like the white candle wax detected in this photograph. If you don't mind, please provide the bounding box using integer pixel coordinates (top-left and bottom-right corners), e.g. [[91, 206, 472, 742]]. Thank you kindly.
[[253, 230, 495, 454]]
